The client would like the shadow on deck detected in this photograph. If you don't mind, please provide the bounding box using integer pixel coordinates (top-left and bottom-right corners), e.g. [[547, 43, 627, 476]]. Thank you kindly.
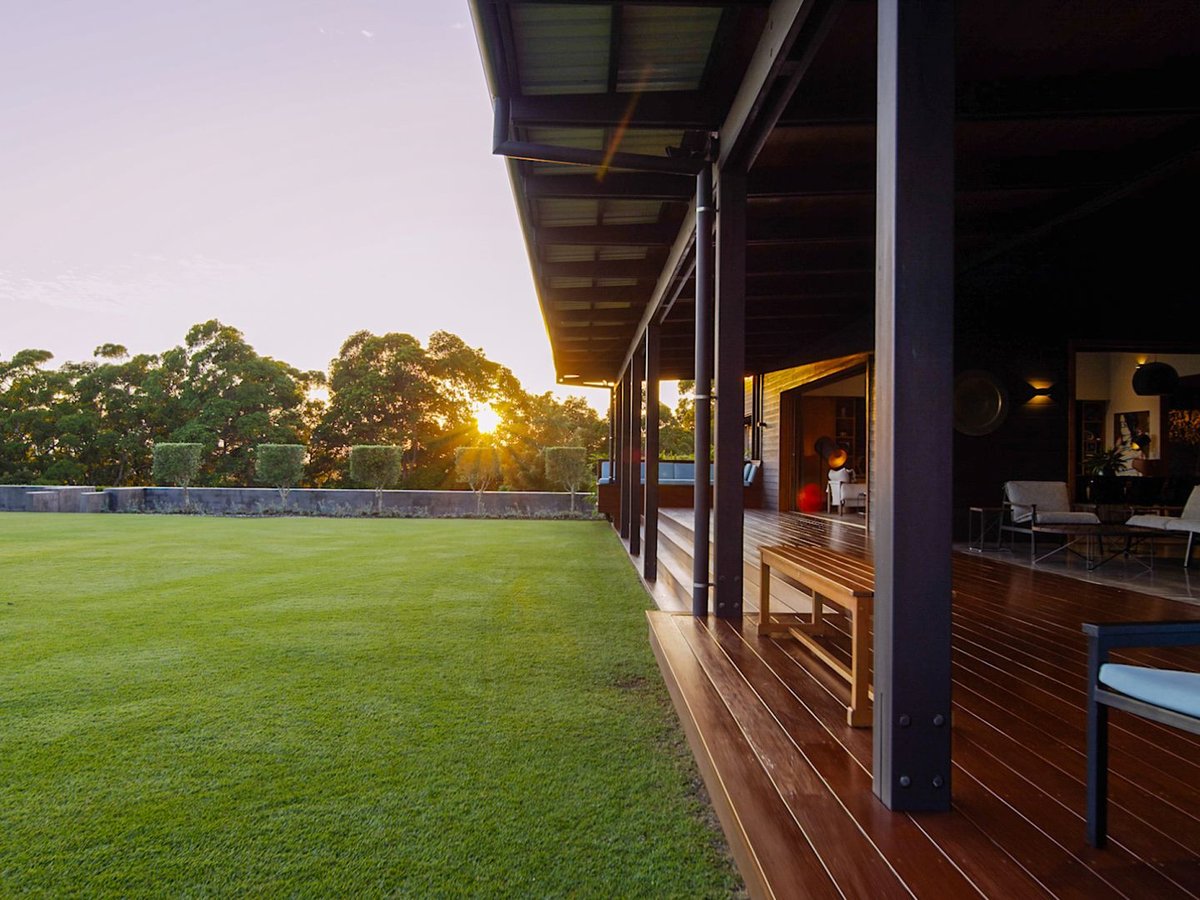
[[641, 509, 1200, 899]]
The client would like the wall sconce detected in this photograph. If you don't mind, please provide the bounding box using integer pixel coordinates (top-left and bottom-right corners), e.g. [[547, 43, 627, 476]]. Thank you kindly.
[[1015, 381, 1056, 404]]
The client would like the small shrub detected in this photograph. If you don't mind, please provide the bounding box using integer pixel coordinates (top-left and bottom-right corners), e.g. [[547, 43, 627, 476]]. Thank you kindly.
[[349, 445, 402, 514], [255, 444, 306, 508], [152, 443, 203, 510], [545, 446, 589, 512], [455, 447, 501, 514]]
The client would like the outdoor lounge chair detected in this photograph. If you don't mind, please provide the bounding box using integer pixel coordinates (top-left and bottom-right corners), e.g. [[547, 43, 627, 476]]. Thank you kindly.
[[1125, 485, 1200, 567], [1083, 620, 1200, 847], [1001, 480, 1101, 561]]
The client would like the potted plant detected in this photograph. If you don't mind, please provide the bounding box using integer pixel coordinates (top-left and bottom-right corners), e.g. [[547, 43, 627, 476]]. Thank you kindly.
[[1081, 445, 1130, 503], [1084, 444, 1129, 477]]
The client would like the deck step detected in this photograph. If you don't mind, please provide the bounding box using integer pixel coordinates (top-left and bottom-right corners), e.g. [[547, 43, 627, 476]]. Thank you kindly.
[[655, 510, 817, 616]]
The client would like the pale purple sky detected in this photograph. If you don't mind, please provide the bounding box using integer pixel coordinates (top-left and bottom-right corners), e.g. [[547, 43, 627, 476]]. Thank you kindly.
[[0, 1, 613, 407]]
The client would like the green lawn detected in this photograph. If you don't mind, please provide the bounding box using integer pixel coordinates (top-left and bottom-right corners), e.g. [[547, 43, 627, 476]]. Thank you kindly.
[[0, 514, 739, 898]]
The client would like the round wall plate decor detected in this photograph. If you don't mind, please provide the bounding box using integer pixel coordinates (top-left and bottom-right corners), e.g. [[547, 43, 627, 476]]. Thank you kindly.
[[954, 370, 1010, 436]]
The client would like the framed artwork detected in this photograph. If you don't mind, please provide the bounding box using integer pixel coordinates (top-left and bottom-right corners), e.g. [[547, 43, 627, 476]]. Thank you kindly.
[[1114, 410, 1150, 448]]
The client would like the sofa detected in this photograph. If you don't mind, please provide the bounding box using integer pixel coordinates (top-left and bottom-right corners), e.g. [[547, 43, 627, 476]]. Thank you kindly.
[[596, 459, 763, 517]]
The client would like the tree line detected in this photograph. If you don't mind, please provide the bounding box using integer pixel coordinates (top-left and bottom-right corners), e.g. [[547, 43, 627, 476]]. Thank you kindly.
[[0, 321, 613, 490]]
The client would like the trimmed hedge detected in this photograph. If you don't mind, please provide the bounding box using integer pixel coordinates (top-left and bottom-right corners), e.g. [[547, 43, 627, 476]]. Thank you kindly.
[[545, 446, 588, 511], [455, 447, 501, 514], [152, 443, 203, 509], [255, 444, 307, 505], [349, 445, 402, 513]]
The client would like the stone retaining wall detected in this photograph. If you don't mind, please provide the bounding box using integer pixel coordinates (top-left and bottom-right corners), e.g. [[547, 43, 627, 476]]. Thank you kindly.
[[0, 485, 593, 518], [0, 485, 99, 512]]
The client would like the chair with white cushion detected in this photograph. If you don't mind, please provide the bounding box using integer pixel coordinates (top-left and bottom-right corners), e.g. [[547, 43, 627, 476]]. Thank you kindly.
[[1126, 485, 1200, 568], [1082, 620, 1200, 847], [1001, 480, 1101, 562], [827, 469, 869, 515]]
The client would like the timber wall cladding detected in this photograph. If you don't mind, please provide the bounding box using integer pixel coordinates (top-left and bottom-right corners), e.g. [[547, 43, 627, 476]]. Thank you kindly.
[[760, 354, 872, 511]]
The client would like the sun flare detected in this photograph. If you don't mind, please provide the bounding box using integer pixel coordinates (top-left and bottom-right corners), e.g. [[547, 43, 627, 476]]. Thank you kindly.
[[473, 403, 502, 434]]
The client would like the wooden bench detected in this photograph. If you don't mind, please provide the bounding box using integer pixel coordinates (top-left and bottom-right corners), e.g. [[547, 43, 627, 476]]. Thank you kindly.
[[755, 544, 875, 727]]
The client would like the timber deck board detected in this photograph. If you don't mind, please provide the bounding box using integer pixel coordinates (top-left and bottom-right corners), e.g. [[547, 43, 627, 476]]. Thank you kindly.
[[647, 509, 1200, 899]]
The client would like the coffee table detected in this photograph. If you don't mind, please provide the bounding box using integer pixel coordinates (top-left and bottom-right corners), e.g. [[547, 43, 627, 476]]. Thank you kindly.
[[1029, 523, 1160, 571]]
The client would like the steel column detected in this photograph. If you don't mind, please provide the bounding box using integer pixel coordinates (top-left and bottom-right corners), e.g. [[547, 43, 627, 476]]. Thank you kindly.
[[616, 375, 629, 538], [607, 386, 616, 482], [751, 374, 765, 460], [692, 165, 715, 617], [872, 0, 955, 812], [713, 169, 747, 618], [629, 347, 643, 557], [644, 326, 661, 581]]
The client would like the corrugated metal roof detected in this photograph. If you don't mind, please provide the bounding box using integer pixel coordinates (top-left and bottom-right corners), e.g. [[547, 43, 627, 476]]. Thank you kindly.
[[606, 128, 687, 157], [602, 199, 664, 225], [512, 5, 611, 96], [618, 7, 724, 91], [547, 276, 595, 289], [543, 245, 598, 263], [537, 198, 600, 227], [597, 246, 648, 261]]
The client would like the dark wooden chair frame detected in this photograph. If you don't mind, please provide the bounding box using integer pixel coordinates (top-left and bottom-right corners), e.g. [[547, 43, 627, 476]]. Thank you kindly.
[[1083, 620, 1200, 847]]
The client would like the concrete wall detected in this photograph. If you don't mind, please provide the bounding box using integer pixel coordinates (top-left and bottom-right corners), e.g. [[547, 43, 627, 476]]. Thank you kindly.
[[0, 485, 100, 512], [0, 485, 593, 518]]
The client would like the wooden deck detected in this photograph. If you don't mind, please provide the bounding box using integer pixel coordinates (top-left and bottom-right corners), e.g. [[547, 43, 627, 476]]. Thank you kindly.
[[645, 509, 1200, 899]]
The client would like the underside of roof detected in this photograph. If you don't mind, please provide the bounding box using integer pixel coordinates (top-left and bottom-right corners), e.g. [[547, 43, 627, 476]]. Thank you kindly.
[[472, 1, 1200, 384]]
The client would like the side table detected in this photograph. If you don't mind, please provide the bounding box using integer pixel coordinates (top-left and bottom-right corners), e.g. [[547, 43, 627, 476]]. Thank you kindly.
[[969, 506, 1008, 552]]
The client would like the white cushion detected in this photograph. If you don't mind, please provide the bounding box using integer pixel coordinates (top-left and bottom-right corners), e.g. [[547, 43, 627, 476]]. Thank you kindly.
[[1127, 513, 1174, 530], [844, 482, 868, 508], [1034, 510, 1101, 526], [1004, 481, 1072, 524], [1127, 487, 1200, 531], [1181, 486, 1200, 522], [1099, 663, 1200, 719]]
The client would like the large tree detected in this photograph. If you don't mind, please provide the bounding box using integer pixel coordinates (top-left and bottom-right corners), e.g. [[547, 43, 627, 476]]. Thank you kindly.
[[493, 391, 607, 491], [0, 349, 62, 483], [310, 330, 522, 488], [51, 346, 165, 486], [165, 321, 322, 486]]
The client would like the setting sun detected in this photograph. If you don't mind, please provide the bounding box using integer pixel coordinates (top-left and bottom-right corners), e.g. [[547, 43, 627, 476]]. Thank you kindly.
[[473, 402, 502, 434]]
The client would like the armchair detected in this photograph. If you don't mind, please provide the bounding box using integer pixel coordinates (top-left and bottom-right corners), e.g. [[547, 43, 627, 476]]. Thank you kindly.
[[1001, 480, 1100, 562], [1082, 621, 1200, 847], [827, 469, 867, 515]]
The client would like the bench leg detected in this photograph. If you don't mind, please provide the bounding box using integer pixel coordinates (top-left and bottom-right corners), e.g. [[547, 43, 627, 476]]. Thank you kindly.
[[758, 560, 771, 627], [847, 597, 872, 727], [1185, 532, 1195, 569], [1086, 691, 1109, 847], [811, 591, 825, 633]]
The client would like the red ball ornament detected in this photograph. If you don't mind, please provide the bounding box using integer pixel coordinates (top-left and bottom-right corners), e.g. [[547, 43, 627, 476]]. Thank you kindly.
[[798, 483, 825, 513]]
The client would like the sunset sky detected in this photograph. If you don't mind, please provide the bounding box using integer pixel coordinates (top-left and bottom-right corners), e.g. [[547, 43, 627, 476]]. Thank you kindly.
[[1, 1, 618, 408]]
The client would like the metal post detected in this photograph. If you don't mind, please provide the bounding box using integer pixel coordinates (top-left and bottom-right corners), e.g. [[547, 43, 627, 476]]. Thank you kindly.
[[714, 168, 747, 618], [872, 0, 955, 812], [617, 374, 629, 538], [608, 386, 616, 485], [644, 326, 661, 581], [751, 374, 765, 460], [629, 345, 643, 556], [692, 164, 715, 617]]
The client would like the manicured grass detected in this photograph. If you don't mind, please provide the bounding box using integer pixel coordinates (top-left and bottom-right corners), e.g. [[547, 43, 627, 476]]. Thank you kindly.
[[0, 514, 740, 898]]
